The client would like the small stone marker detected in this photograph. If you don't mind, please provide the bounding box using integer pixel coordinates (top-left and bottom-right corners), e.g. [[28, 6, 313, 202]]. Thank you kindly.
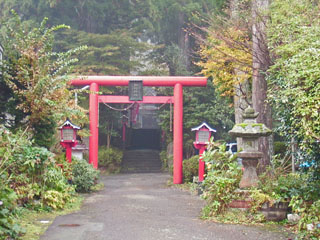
[[287, 213, 301, 223]]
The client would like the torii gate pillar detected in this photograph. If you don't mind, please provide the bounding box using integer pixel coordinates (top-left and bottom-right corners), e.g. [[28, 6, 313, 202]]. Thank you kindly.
[[89, 83, 99, 169], [173, 83, 183, 184]]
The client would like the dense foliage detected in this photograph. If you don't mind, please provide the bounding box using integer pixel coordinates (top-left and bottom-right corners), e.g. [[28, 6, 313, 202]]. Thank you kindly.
[[196, 1, 320, 238], [0, 127, 70, 238], [201, 141, 241, 215], [0, 0, 227, 76], [198, 26, 252, 97], [0, 13, 99, 239], [71, 158, 99, 193], [267, 0, 320, 179], [200, 140, 320, 238], [0, 12, 87, 147], [0, 126, 100, 239], [0, 186, 23, 239], [182, 155, 199, 183]]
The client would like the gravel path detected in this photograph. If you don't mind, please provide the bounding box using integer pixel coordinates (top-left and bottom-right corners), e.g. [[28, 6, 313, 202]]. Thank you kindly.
[[41, 173, 292, 240]]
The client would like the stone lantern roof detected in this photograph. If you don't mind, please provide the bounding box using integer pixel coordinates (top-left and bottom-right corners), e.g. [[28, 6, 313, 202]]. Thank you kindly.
[[229, 107, 271, 138]]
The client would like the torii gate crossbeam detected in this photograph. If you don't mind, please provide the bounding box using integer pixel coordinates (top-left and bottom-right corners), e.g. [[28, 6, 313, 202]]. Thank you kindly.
[[70, 76, 207, 184], [98, 95, 174, 104]]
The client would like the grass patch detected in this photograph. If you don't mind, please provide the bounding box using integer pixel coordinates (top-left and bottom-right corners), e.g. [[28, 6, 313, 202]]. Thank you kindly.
[[174, 182, 199, 195], [200, 208, 295, 238], [91, 182, 105, 192], [201, 208, 265, 224], [167, 180, 200, 196], [18, 195, 84, 240]]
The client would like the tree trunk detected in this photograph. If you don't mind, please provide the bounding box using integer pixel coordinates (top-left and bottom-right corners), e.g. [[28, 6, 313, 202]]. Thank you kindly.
[[231, 0, 249, 151], [234, 80, 249, 150], [178, 12, 190, 72], [252, 0, 273, 173]]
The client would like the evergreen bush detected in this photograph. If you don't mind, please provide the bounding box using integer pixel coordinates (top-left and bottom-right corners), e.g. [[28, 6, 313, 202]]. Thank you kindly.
[[0, 186, 24, 239], [202, 141, 241, 215], [183, 155, 199, 183], [71, 158, 99, 193], [98, 146, 123, 173]]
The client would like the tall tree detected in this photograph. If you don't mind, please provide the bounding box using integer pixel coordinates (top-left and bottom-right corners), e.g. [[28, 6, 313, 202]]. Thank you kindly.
[[252, 0, 272, 171], [197, 0, 252, 151], [198, 0, 273, 171], [0, 13, 87, 147], [0, 0, 154, 75], [230, 0, 250, 151], [149, 0, 227, 75]]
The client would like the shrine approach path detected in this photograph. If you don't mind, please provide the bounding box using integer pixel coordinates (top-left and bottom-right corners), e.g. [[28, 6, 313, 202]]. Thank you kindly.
[[41, 173, 292, 240]]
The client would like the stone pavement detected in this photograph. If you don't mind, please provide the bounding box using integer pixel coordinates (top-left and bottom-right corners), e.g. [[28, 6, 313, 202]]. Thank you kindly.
[[41, 173, 291, 240]]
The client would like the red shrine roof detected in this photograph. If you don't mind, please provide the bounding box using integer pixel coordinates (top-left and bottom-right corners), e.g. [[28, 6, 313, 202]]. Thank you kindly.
[[191, 122, 216, 132], [58, 119, 81, 130]]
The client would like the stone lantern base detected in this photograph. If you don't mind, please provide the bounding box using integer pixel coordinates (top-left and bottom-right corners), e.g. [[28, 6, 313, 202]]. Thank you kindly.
[[240, 159, 259, 188], [238, 152, 262, 188]]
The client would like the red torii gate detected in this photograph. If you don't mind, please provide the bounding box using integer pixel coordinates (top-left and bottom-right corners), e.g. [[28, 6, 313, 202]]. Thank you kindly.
[[70, 76, 207, 184]]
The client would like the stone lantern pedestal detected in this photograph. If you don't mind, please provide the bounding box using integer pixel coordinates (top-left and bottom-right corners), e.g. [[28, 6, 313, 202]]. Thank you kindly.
[[229, 107, 272, 188]]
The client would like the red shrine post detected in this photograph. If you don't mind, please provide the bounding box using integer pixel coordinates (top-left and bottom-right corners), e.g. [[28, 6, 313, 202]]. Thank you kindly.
[[70, 76, 207, 184], [191, 122, 216, 182], [59, 119, 80, 163]]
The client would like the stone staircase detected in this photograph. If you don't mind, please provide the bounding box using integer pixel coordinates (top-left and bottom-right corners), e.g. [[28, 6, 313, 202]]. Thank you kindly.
[[121, 149, 162, 173]]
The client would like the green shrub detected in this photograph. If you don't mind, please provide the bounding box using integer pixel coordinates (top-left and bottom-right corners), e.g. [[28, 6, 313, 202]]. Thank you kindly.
[[290, 198, 320, 239], [183, 155, 199, 183], [98, 146, 123, 173], [0, 126, 78, 239], [54, 153, 73, 181], [160, 151, 168, 170], [42, 190, 69, 210], [0, 185, 24, 239], [160, 150, 173, 171], [20, 146, 55, 176], [44, 167, 70, 192], [71, 158, 99, 193], [201, 141, 241, 216]]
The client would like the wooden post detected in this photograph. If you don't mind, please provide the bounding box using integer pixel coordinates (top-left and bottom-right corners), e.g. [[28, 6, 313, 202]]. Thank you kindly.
[[66, 146, 72, 163]]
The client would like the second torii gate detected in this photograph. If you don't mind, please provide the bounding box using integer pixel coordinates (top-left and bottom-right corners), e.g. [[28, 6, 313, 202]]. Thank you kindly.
[[70, 76, 207, 184]]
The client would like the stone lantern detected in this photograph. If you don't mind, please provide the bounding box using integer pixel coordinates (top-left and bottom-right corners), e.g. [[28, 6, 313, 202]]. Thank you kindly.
[[229, 107, 272, 188]]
